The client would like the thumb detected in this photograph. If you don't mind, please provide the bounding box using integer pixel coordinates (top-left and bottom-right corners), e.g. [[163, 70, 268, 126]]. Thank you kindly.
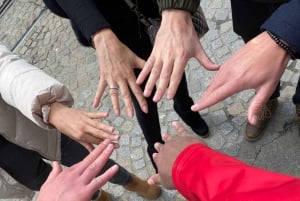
[[47, 161, 62, 180], [248, 89, 273, 125], [195, 45, 219, 71], [81, 142, 95, 152], [172, 121, 189, 137], [135, 56, 146, 70], [147, 174, 161, 185], [136, 57, 151, 84]]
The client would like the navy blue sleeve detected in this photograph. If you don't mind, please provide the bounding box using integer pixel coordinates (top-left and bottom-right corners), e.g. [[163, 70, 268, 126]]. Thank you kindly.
[[55, 0, 111, 43], [261, 0, 300, 58]]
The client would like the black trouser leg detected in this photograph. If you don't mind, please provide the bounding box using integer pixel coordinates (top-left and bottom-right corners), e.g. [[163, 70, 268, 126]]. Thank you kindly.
[[0, 135, 51, 191], [0, 134, 131, 195], [60, 134, 131, 185], [292, 77, 300, 104], [131, 69, 163, 171], [173, 73, 195, 109]]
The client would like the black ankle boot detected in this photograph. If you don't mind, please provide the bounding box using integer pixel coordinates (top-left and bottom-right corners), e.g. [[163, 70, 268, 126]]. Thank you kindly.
[[174, 103, 209, 137]]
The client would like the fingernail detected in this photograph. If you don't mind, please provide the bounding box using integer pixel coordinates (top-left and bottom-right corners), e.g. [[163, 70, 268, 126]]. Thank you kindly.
[[113, 135, 120, 141], [191, 104, 197, 111], [153, 94, 159, 102], [166, 93, 172, 100], [128, 110, 133, 118], [142, 106, 148, 114], [251, 115, 258, 125], [144, 90, 150, 98]]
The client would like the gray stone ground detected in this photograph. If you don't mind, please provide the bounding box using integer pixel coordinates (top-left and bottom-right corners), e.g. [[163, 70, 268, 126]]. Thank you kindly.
[[0, 0, 299, 200]]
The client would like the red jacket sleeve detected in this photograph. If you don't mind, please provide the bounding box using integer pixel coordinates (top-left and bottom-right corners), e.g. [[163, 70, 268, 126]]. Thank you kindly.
[[172, 143, 300, 201]]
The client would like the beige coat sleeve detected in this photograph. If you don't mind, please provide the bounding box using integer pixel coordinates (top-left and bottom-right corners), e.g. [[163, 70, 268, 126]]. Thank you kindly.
[[0, 44, 74, 129]]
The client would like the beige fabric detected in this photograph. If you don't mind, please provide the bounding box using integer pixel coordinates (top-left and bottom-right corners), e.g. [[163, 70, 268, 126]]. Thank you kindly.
[[0, 44, 74, 160]]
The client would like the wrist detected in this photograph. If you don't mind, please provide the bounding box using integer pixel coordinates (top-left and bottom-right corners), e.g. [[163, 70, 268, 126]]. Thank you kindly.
[[162, 9, 192, 21], [91, 28, 115, 49], [266, 30, 296, 60], [161, 9, 193, 31], [48, 102, 65, 126]]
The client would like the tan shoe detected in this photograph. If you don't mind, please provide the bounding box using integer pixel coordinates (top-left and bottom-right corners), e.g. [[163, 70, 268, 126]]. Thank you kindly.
[[123, 174, 161, 199], [245, 98, 278, 141], [94, 190, 111, 201]]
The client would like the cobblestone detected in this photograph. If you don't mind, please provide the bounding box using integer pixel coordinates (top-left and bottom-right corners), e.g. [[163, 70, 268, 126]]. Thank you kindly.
[[0, 0, 300, 200]]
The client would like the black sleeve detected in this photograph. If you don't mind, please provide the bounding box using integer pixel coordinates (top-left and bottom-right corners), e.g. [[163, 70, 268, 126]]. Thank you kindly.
[[261, 0, 300, 58], [46, 0, 112, 43]]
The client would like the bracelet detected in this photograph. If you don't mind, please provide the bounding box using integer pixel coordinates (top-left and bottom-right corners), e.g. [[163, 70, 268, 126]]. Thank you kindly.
[[266, 31, 296, 60]]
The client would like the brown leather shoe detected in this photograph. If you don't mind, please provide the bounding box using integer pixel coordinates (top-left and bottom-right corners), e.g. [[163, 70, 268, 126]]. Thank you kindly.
[[245, 98, 278, 141], [123, 174, 161, 199], [94, 190, 111, 201]]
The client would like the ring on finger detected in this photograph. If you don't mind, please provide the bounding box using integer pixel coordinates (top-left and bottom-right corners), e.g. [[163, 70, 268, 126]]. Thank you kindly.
[[109, 85, 119, 90]]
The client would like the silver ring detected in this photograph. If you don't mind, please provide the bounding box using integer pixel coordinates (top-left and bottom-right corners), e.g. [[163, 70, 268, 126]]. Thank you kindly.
[[109, 86, 119, 90]]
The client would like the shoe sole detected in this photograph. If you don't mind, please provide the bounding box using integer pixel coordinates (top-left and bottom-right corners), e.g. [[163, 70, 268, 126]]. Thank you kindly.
[[194, 130, 209, 138], [244, 132, 264, 142]]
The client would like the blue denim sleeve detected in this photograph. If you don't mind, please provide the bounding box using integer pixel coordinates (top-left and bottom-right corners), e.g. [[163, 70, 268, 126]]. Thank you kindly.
[[261, 0, 300, 58]]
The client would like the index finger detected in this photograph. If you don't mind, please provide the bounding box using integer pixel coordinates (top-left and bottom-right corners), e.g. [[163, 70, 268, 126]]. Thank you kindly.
[[191, 78, 243, 111], [166, 57, 187, 100], [152, 59, 174, 102], [136, 56, 155, 85], [76, 139, 112, 174], [171, 121, 190, 137], [93, 80, 107, 108], [81, 143, 115, 181]]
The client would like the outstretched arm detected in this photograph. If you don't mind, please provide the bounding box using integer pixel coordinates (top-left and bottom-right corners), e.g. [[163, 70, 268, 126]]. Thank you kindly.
[[192, 0, 300, 125], [0, 44, 118, 151], [149, 122, 300, 201], [137, 1, 218, 102], [46, 0, 149, 117]]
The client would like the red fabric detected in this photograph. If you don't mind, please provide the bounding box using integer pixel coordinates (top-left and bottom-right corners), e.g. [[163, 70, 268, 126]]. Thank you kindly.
[[172, 143, 300, 201]]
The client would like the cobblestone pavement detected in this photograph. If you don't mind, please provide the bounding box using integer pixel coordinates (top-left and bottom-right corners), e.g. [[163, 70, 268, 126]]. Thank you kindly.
[[0, 0, 299, 200]]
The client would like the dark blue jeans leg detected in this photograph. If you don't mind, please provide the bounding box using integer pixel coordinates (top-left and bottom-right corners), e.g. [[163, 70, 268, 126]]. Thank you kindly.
[[0, 135, 51, 191], [60, 134, 131, 185], [0, 134, 131, 197]]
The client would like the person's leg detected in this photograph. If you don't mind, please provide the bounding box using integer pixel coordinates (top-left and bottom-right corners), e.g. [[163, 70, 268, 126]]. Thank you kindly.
[[173, 74, 209, 137], [0, 135, 51, 191], [231, 0, 282, 141], [130, 71, 164, 171], [60, 134, 131, 185], [292, 77, 300, 133]]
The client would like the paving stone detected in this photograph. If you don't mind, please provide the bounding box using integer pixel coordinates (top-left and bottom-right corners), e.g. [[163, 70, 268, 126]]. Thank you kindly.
[[1, 0, 300, 200]]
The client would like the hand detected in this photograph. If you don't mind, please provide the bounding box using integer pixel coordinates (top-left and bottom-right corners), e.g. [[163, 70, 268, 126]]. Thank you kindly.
[[148, 121, 204, 189], [191, 31, 291, 125], [92, 29, 148, 118], [137, 10, 219, 102], [37, 139, 119, 201], [48, 102, 119, 151]]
